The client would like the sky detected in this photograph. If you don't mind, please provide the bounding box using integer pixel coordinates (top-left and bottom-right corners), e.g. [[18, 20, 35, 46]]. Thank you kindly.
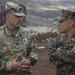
[[43, 0, 75, 1], [32, 0, 75, 1]]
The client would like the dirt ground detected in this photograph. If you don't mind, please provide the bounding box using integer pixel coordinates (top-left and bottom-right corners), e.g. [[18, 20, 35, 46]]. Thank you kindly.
[[33, 43, 56, 75]]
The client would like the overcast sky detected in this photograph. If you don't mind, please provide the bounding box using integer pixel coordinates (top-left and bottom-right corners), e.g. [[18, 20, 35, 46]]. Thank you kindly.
[[42, 0, 75, 1], [32, 0, 75, 1]]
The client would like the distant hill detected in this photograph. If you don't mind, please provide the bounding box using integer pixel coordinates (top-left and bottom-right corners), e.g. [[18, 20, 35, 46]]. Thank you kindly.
[[0, 0, 75, 31]]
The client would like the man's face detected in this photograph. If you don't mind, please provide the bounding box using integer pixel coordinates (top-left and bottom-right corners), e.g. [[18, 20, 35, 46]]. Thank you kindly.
[[58, 20, 71, 33], [8, 13, 24, 28]]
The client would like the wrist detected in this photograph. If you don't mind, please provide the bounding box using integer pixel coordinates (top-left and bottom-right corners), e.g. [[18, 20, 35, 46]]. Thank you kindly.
[[2, 61, 12, 71]]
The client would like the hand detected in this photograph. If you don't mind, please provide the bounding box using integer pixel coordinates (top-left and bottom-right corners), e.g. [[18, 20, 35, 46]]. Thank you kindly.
[[19, 54, 31, 66], [57, 47, 61, 51], [12, 56, 20, 71], [17, 54, 31, 72], [72, 45, 75, 52]]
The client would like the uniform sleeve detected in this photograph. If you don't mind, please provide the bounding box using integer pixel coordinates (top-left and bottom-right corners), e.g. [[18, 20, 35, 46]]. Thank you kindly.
[[0, 60, 4, 70], [26, 35, 38, 66], [55, 48, 75, 63], [48, 45, 60, 64], [2, 61, 12, 71], [48, 37, 60, 64], [48, 37, 75, 64], [0, 39, 12, 71]]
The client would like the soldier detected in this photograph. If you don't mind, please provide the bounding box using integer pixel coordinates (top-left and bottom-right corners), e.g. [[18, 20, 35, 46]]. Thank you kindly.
[[0, 1, 38, 75], [48, 9, 75, 75]]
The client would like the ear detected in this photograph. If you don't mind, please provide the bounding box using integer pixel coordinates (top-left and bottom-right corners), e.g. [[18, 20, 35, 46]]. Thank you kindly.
[[6, 14, 9, 19], [6, 13, 11, 19], [68, 20, 74, 28]]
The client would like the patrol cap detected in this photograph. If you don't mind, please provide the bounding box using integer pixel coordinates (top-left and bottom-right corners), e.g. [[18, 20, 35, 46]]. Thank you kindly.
[[5, 2, 25, 16], [55, 9, 75, 22]]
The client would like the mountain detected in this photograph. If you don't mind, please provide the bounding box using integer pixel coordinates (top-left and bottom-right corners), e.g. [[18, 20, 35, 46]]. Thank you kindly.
[[0, 0, 75, 32]]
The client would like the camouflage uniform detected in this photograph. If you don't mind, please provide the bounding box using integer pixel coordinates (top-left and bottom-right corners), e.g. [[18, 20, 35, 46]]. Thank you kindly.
[[0, 25, 38, 75], [48, 33, 75, 75], [48, 9, 75, 75], [0, 2, 38, 75]]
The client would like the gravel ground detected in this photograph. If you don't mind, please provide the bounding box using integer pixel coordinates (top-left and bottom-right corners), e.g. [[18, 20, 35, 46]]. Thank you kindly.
[[33, 43, 56, 75]]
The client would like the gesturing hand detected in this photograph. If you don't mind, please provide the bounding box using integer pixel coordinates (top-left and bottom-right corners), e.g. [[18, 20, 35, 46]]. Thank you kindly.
[[12, 56, 21, 71], [72, 45, 75, 52], [17, 54, 31, 72]]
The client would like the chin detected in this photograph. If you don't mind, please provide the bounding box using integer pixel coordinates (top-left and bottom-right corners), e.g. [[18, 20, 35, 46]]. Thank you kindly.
[[16, 24, 21, 27], [58, 30, 63, 33], [59, 31, 64, 34]]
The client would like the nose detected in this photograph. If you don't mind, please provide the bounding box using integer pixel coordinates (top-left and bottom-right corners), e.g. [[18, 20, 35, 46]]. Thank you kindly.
[[53, 21, 58, 26], [58, 21, 62, 26], [19, 17, 23, 21]]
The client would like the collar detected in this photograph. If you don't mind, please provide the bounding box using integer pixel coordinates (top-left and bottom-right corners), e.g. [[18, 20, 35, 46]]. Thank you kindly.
[[64, 32, 75, 38], [4, 25, 22, 37], [72, 33, 75, 38]]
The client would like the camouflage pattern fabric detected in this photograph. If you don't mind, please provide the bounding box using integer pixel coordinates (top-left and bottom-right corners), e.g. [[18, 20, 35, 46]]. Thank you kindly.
[[5, 2, 25, 16], [55, 9, 75, 22], [48, 33, 75, 75], [0, 25, 38, 75]]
